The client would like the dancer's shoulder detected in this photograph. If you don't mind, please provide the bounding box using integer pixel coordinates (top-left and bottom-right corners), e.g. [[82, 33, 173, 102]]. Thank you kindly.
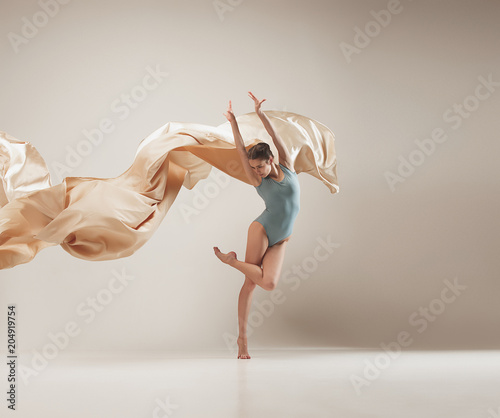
[[279, 161, 295, 174]]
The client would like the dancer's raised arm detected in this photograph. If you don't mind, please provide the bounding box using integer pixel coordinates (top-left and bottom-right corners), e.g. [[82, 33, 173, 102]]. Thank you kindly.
[[223, 100, 261, 187], [248, 91, 293, 170]]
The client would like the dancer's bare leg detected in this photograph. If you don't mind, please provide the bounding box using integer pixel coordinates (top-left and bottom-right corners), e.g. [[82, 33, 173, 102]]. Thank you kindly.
[[213, 222, 267, 358], [213, 222, 290, 357], [236, 222, 267, 359], [214, 239, 289, 291], [237, 278, 256, 359]]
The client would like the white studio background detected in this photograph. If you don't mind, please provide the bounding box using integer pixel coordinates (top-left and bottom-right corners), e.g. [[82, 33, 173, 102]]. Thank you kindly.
[[0, 0, 499, 354]]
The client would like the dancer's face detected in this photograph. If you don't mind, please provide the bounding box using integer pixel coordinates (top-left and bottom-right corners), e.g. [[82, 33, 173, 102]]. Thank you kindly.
[[249, 158, 272, 177]]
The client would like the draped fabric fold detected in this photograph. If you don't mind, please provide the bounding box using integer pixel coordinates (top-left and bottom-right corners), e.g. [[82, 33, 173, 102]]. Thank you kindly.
[[0, 111, 338, 270]]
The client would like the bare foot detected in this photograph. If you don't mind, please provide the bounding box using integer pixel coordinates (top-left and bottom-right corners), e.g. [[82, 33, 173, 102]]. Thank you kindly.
[[237, 336, 251, 359], [213, 247, 237, 265]]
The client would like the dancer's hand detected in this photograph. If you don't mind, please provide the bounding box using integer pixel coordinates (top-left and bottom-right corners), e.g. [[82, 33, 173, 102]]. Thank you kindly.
[[223, 100, 236, 122], [248, 91, 266, 114]]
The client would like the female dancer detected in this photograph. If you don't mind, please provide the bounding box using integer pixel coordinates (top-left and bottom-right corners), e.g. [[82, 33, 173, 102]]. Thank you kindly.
[[213, 91, 300, 359]]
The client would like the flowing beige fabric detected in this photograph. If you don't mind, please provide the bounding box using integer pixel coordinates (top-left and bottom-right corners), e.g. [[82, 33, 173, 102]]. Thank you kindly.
[[0, 111, 339, 270]]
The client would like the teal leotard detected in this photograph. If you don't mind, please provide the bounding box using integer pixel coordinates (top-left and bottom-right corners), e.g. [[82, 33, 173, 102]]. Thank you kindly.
[[254, 163, 300, 246]]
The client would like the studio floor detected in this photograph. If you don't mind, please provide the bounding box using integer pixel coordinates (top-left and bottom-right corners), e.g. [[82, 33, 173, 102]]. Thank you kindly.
[[6, 349, 500, 417]]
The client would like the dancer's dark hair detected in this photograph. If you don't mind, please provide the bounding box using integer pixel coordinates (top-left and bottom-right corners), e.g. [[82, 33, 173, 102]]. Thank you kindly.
[[247, 141, 273, 161]]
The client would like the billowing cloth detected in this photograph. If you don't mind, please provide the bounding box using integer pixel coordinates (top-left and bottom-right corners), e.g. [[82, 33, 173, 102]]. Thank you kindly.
[[0, 111, 339, 270]]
